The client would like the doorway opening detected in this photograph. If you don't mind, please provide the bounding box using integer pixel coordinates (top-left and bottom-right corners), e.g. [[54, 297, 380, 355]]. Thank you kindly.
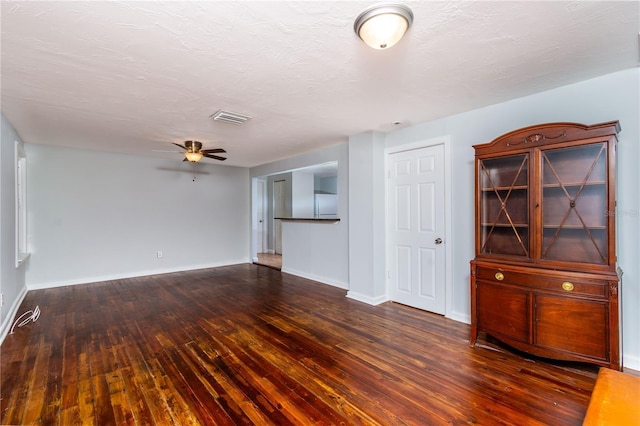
[[253, 178, 282, 270], [251, 162, 338, 272]]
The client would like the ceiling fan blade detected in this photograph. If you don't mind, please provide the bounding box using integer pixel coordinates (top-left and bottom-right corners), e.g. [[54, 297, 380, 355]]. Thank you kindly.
[[204, 154, 227, 161], [182, 157, 188, 162], [172, 142, 187, 150], [201, 148, 226, 154]]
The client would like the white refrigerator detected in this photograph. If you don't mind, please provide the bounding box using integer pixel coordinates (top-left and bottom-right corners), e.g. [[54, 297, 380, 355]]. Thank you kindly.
[[315, 194, 337, 217]]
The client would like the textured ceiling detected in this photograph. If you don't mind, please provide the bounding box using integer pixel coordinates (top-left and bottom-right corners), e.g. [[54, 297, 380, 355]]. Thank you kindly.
[[1, 1, 638, 167]]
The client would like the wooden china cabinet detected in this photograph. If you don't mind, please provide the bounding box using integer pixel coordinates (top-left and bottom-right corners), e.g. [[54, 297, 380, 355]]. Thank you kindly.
[[469, 121, 622, 370]]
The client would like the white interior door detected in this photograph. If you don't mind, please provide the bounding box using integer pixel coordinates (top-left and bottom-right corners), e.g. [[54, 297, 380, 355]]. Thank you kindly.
[[274, 180, 285, 255], [388, 144, 446, 314]]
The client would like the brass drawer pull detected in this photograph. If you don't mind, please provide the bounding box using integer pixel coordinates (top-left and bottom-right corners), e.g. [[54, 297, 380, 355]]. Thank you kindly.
[[495, 272, 504, 281], [562, 281, 574, 291]]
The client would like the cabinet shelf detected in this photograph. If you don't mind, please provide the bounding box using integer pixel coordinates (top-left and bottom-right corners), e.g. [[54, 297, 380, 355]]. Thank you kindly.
[[543, 225, 606, 230], [543, 181, 605, 188], [481, 185, 528, 191], [482, 223, 528, 228]]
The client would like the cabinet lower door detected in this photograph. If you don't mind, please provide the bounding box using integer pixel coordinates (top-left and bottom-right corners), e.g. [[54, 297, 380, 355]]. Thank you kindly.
[[534, 294, 608, 361], [477, 282, 529, 344]]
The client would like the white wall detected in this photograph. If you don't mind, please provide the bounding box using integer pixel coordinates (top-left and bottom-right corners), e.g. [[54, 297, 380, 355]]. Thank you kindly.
[[0, 113, 28, 340], [382, 68, 640, 369], [291, 171, 314, 217], [251, 143, 349, 288], [26, 144, 250, 288], [347, 131, 387, 304]]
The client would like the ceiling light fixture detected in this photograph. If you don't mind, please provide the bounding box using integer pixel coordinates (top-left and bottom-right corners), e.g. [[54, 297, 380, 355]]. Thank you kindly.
[[354, 4, 413, 50], [184, 140, 204, 162], [184, 151, 203, 162]]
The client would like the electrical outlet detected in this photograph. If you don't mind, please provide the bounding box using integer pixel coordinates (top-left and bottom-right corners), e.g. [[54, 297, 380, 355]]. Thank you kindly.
[[157, 250, 163, 258]]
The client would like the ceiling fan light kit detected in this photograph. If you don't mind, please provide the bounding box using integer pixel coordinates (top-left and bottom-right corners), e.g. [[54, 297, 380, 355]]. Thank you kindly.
[[354, 3, 413, 49], [171, 140, 227, 163], [184, 151, 204, 162]]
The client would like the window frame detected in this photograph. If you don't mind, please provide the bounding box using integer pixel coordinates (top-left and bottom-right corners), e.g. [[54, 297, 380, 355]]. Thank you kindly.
[[15, 141, 29, 267]]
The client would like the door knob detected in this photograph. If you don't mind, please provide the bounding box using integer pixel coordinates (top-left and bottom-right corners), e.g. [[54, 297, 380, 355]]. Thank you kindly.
[[435, 238, 443, 245]]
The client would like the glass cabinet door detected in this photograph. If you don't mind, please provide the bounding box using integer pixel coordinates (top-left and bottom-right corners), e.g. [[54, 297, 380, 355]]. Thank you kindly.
[[541, 143, 608, 264], [478, 154, 529, 257]]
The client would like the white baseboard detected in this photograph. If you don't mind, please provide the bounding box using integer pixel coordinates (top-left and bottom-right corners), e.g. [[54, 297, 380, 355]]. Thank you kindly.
[[281, 267, 348, 290], [0, 285, 29, 344], [446, 310, 471, 325], [623, 353, 640, 371], [26, 259, 251, 290], [346, 290, 389, 306]]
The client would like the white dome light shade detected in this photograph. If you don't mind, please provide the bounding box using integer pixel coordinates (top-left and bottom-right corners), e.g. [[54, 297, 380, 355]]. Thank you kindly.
[[354, 4, 413, 50], [184, 151, 203, 162]]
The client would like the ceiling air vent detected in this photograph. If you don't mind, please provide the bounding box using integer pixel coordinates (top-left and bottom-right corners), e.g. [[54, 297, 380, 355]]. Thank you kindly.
[[210, 109, 252, 125]]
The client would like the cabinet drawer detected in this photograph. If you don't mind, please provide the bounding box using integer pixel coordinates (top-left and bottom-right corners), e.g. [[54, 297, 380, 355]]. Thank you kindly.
[[475, 266, 606, 298]]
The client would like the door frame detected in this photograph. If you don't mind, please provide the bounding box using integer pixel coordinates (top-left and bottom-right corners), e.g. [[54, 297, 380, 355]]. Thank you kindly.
[[250, 177, 268, 262], [273, 179, 286, 255], [256, 179, 267, 254], [384, 136, 453, 318]]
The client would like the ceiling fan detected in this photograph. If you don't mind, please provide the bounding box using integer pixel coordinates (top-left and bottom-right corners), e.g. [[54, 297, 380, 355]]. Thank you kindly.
[[171, 140, 227, 163]]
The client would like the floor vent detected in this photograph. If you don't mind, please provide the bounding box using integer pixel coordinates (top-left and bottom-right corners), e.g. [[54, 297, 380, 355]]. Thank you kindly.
[[210, 110, 252, 125]]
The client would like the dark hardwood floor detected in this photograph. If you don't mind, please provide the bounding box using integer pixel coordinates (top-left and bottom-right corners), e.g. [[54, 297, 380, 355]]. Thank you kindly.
[[1, 264, 599, 425]]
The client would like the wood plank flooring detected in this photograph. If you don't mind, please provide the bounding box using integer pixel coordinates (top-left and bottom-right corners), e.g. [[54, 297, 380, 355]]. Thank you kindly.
[[1, 264, 599, 425]]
